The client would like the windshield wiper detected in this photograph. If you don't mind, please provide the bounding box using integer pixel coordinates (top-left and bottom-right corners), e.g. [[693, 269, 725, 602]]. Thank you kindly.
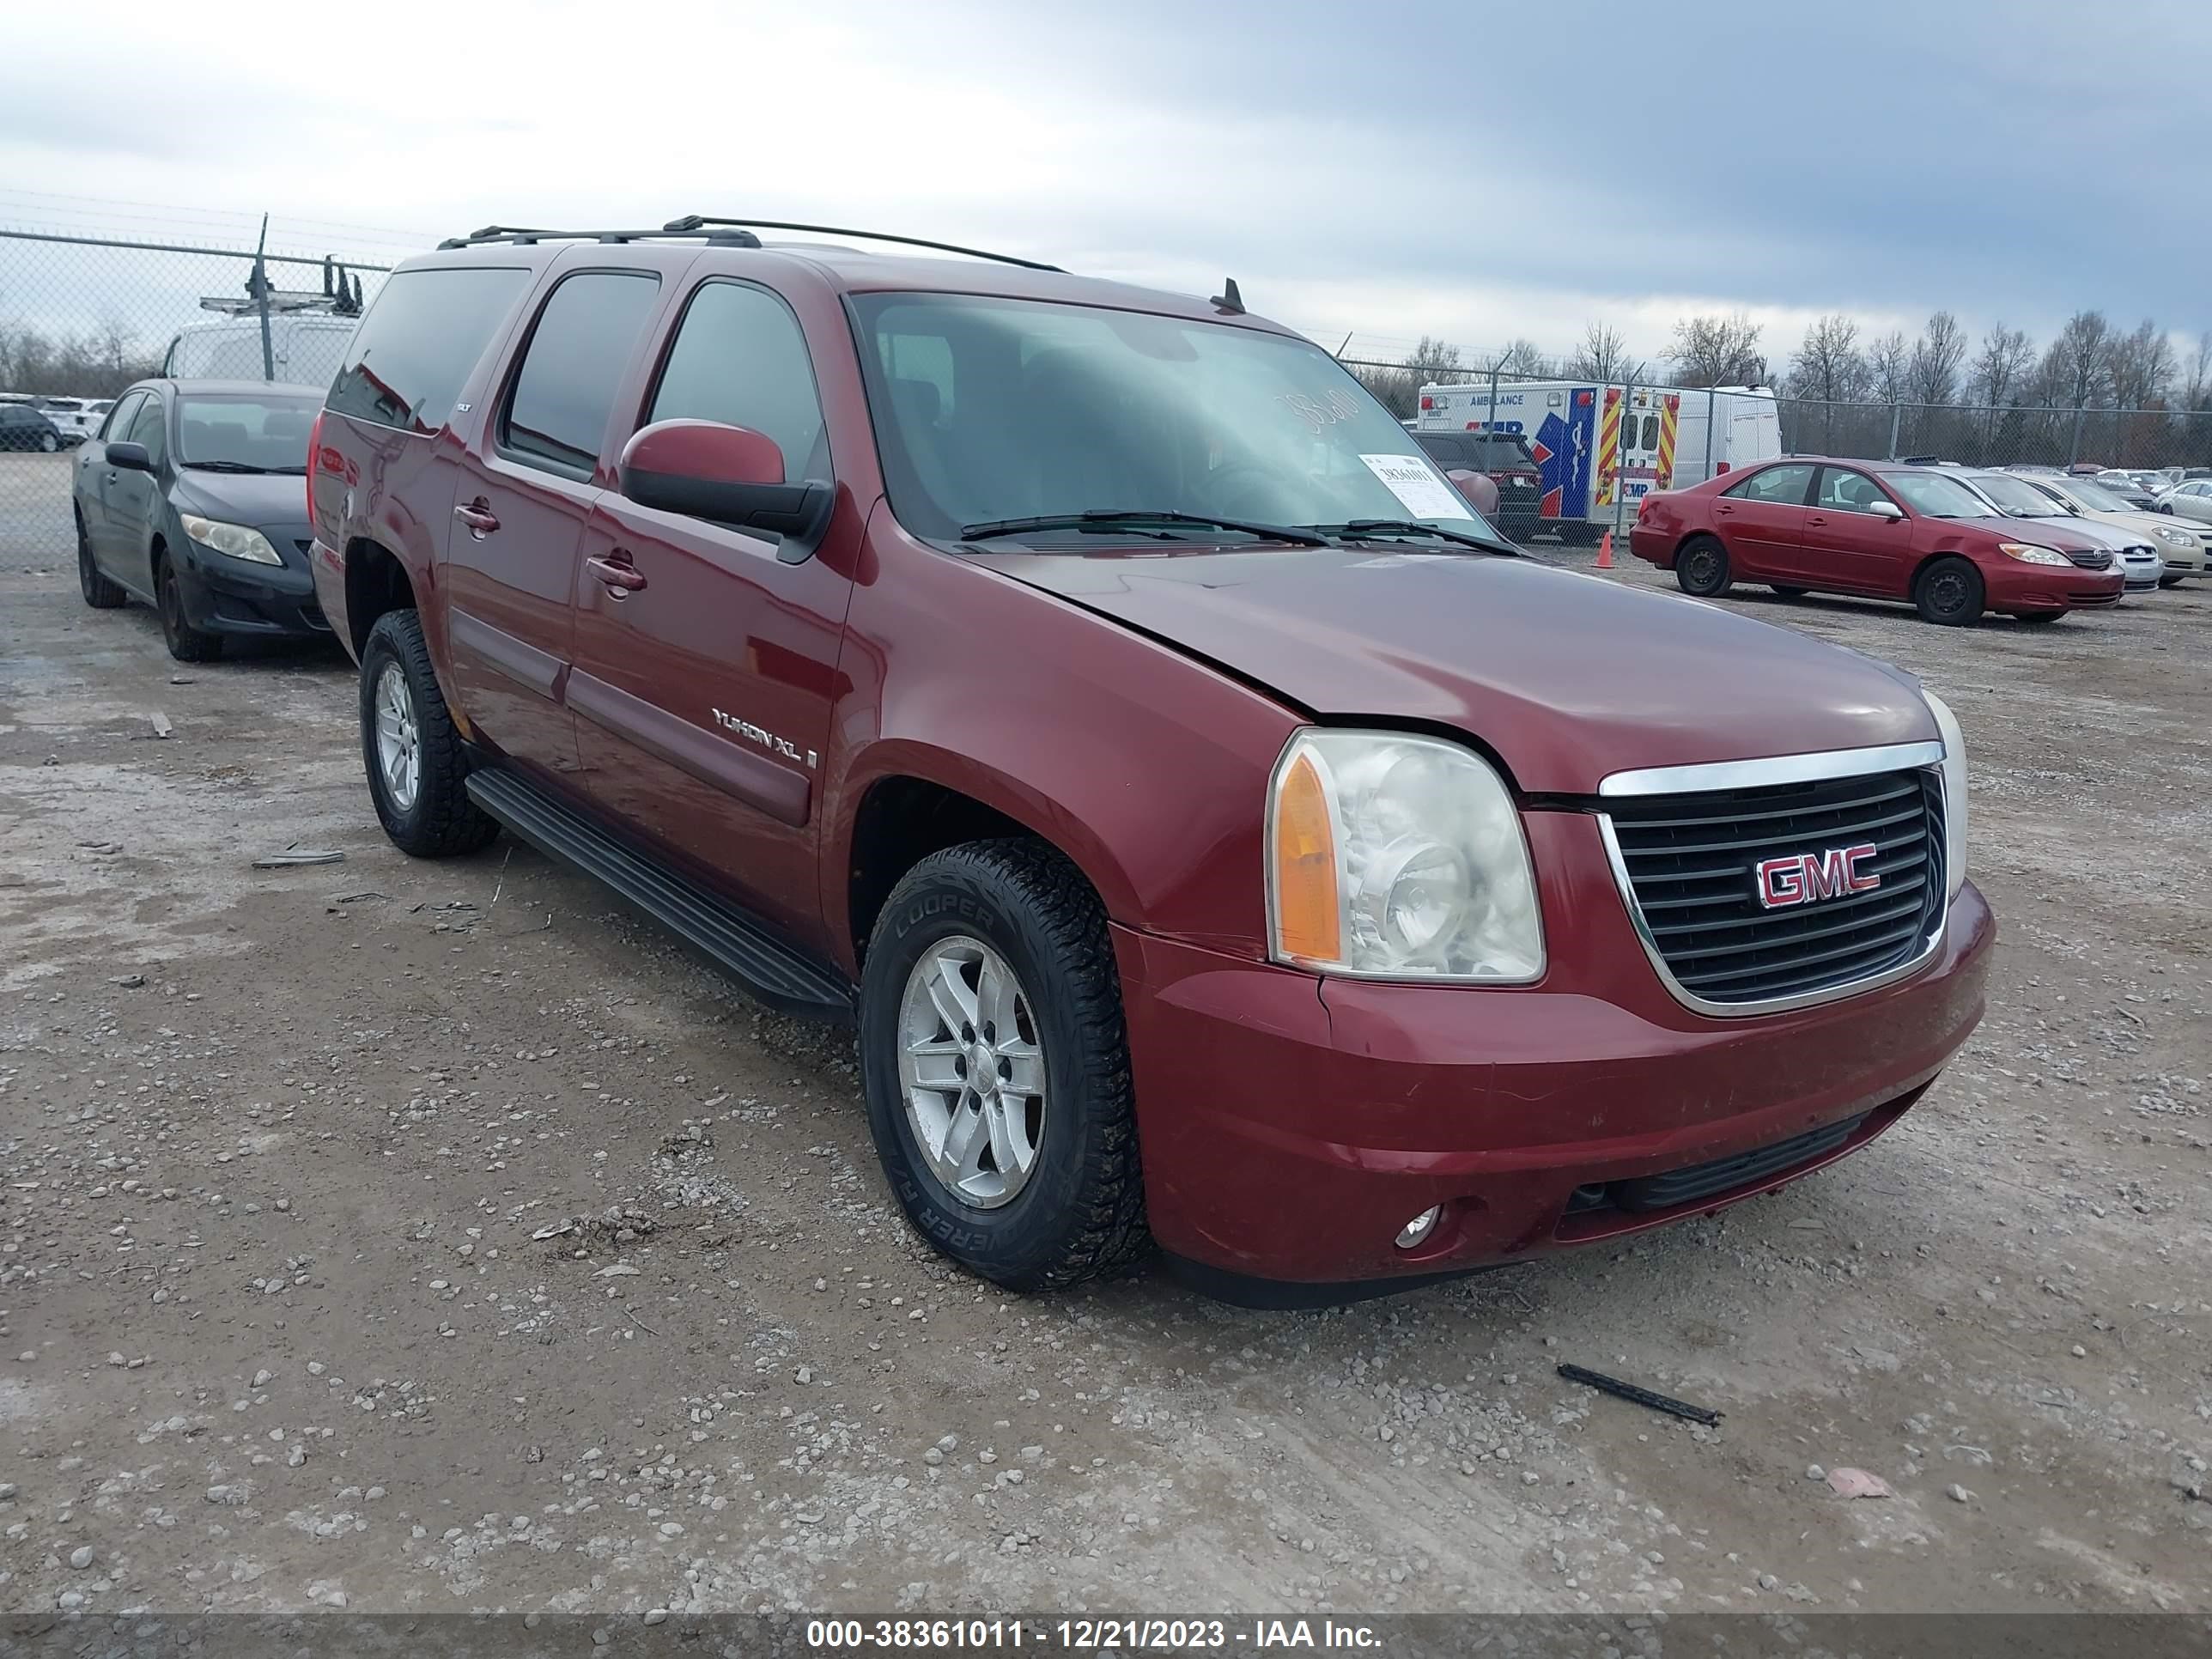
[[959, 510, 1330, 548], [1308, 520, 1520, 556], [181, 459, 275, 474]]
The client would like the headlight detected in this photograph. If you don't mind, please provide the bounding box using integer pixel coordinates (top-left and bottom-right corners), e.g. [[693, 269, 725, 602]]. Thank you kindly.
[[1267, 729, 1543, 981], [180, 514, 282, 566], [1922, 691, 1968, 902], [1995, 543, 2071, 567], [2154, 525, 2193, 549]]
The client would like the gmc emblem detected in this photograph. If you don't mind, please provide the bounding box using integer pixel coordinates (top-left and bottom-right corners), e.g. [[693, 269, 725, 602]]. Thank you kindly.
[[1755, 843, 1881, 910]]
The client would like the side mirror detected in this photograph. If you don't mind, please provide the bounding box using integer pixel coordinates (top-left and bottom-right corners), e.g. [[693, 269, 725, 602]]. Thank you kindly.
[[618, 419, 831, 560], [1444, 467, 1499, 518], [106, 441, 153, 472], [1868, 499, 1905, 522]]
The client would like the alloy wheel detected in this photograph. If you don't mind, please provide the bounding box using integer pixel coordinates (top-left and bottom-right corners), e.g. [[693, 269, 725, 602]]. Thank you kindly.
[[895, 934, 1046, 1209], [373, 662, 422, 812]]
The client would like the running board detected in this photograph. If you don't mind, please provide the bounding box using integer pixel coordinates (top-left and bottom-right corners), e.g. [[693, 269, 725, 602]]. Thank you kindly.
[[465, 768, 855, 1022]]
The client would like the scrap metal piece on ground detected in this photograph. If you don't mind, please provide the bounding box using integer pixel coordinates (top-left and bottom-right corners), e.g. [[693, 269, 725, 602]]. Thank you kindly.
[[1556, 1363, 1723, 1425], [253, 845, 346, 868]]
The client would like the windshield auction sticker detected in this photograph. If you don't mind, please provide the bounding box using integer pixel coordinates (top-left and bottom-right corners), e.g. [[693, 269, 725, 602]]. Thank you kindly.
[[1358, 453, 1468, 520]]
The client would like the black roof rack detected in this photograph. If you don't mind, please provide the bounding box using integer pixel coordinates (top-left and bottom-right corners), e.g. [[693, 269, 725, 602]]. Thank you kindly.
[[436, 216, 1062, 272], [437, 223, 763, 250]]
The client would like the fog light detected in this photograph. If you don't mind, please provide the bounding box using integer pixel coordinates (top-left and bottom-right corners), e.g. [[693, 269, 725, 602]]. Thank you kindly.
[[1395, 1206, 1443, 1250]]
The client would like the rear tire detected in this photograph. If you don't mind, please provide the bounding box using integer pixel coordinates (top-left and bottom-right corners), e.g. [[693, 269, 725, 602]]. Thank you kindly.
[[77, 513, 125, 609], [860, 840, 1148, 1292], [38, 432, 58, 454], [358, 609, 500, 858], [1674, 535, 1732, 598], [1913, 556, 1984, 626], [155, 554, 223, 661]]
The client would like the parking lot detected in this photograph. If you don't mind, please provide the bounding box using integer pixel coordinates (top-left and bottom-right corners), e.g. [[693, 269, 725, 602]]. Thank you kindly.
[[1, 445, 2208, 1620]]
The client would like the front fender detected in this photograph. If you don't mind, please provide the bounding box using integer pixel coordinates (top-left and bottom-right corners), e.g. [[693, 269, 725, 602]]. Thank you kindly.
[[821, 514, 1304, 967]]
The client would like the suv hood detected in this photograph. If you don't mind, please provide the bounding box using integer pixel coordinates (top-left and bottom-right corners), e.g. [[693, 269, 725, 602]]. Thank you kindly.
[[973, 547, 1938, 795]]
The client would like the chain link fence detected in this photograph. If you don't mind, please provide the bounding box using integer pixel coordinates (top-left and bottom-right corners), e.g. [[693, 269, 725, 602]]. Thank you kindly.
[[0, 227, 387, 562], [1346, 351, 2212, 480]]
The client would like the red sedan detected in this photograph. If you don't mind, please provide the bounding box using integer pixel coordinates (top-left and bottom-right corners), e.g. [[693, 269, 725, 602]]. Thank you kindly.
[[1631, 459, 2126, 624]]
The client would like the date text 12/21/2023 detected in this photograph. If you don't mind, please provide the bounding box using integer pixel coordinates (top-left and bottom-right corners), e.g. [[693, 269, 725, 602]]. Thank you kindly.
[[805, 1618, 1384, 1650]]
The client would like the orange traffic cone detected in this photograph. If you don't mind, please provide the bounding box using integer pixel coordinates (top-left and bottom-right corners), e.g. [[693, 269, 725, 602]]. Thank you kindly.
[[1595, 531, 1614, 569]]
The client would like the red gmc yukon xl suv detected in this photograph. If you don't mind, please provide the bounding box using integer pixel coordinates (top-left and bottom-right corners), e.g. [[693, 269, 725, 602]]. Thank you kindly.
[[308, 219, 1992, 1304]]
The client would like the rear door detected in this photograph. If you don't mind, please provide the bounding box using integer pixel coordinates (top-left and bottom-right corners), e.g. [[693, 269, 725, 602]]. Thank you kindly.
[[78, 390, 143, 569], [107, 390, 171, 592], [444, 263, 667, 781], [1711, 461, 1815, 578], [570, 276, 854, 944], [1801, 465, 1907, 592]]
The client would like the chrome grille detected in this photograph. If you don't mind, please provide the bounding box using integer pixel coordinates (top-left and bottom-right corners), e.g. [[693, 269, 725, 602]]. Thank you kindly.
[[1602, 767, 1945, 1012]]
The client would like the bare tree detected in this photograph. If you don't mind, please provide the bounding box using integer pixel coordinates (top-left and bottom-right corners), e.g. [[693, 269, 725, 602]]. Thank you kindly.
[[2041, 310, 2112, 409], [1907, 310, 1966, 406], [1866, 330, 1911, 404], [1969, 323, 2034, 408], [1566, 319, 1630, 383], [2185, 331, 2212, 412], [2106, 319, 2176, 410], [1790, 314, 1865, 403], [1495, 337, 1550, 377], [1348, 335, 1468, 420], [1668, 312, 1765, 387]]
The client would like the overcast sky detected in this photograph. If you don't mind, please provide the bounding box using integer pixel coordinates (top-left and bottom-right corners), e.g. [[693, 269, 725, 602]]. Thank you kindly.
[[3, 0, 2207, 369]]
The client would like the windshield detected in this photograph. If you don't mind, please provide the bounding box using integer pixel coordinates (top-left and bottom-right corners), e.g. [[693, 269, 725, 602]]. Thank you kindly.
[[1879, 471, 1990, 518], [177, 393, 320, 471], [2063, 479, 2131, 513], [1968, 473, 2065, 516], [852, 293, 1497, 544]]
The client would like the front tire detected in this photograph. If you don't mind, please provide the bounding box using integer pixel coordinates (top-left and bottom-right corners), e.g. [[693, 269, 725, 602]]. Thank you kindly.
[[860, 840, 1148, 1291], [1771, 584, 1807, 599], [358, 610, 500, 858], [1675, 535, 1732, 598], [38, 432, 58, 454], [77, 513, 125, 608], [2014, 611, 2064, 626], [155, 554, 223, 661], [2158, 572, 2185, 589], [1913, 556, 1984, 626]]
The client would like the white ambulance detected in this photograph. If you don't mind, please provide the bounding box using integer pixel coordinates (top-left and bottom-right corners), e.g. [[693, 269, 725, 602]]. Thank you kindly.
[[1416, 381, 1780, 541]]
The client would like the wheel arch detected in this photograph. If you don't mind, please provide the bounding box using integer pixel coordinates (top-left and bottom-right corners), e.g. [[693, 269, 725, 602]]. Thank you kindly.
[[343, 537, 418, 660], [835, 752, 1142, 976]]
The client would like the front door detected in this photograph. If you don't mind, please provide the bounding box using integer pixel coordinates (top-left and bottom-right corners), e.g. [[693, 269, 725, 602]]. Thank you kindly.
[[1800, 465, 1907, 593], [1711, 461, 1815, 579], [569, 277, 854, 946], [443, 265, 665, 782]]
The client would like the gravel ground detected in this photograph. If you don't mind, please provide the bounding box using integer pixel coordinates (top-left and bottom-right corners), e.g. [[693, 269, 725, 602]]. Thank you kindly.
[[1, 501, 2208, 1621]]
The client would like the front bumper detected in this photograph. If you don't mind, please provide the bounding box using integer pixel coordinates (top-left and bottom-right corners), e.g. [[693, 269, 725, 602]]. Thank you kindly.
[[1980, 560, 2124, 612], [174, 533, 330, 640], [1116, 811, 1993, 1301]]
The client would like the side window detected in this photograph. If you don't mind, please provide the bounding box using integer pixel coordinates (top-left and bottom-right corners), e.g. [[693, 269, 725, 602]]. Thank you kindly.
[[1815, 467, 1888, 514], [503, 270, 662, 476], [101, 392, 144, 440], [328, 264, 532, 434], [125, 394, 167, 465], [647, 281, 829, 480], [1723, 463, 1814, 505]]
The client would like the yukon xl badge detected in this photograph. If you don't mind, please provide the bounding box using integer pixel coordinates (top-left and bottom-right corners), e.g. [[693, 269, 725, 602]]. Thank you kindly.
[[1755, 843, 1879, 910], [712, 708, 817, 769]]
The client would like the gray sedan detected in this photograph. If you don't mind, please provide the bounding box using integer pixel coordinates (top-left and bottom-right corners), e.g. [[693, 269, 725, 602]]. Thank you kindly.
[[72, 380, 329, 661]]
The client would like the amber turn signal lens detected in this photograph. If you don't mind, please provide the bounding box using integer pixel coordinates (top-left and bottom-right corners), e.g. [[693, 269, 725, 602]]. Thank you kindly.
[[1272, 750, 1340, 963]]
